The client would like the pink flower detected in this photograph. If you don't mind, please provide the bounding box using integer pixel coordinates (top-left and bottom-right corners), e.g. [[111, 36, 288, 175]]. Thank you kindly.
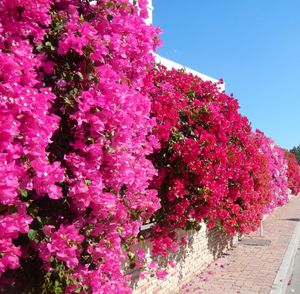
[[168, 260, 176, 268], [148, 261, 158, 270], [42, 61, 55, 74], [207, 220, 216, 230], [38, 224, 84, 269], [136, 248, 145, 260], [156, 269, 168, 280]]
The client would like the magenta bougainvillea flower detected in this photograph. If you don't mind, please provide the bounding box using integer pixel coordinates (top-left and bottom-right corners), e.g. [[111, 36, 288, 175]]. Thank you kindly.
[[0, 0, 160, 292]]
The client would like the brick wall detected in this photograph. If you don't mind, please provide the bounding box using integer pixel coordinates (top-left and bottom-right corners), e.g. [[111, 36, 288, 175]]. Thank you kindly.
[[129, 223, 238, 294]]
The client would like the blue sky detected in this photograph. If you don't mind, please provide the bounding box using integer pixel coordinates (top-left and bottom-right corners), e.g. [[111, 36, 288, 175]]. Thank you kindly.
[[152, 0, 300, 150]]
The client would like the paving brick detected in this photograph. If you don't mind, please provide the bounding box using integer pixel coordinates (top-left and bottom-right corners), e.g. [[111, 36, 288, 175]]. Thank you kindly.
[[180, 196, 300, 294]]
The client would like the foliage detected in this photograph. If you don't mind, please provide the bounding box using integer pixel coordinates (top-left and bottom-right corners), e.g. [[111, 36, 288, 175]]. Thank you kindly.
[[290, 144, 300, 165]]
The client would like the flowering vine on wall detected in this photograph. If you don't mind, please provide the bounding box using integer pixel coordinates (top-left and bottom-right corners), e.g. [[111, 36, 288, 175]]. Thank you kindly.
[[0, 0, 160, 292], [146, 67, 280, 257], [0, 0, 300, 293]]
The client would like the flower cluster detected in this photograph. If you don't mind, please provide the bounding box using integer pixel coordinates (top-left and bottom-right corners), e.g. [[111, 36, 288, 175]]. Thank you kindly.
[[0, 0, 64, 276], [146, 66, 299, 258], [285, 151, 300, 195], [255, 131, 289, 213], [0, 0, 160, 293]]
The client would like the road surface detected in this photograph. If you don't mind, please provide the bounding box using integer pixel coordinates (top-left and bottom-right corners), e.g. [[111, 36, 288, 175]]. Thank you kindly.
[[286, 245, 300, 293]]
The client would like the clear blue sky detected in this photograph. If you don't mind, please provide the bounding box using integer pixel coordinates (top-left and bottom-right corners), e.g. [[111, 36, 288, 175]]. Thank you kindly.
[[153, 0, 300, 150]]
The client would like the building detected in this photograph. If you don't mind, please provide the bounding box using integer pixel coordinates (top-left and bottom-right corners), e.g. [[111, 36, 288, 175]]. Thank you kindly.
[[145, 0, 224, 89]]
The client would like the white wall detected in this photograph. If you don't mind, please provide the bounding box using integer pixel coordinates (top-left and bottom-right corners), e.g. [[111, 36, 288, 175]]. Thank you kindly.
[[145, 0, 153, 25], [155, 54, 225, 91], [149, 1, 225, 90]]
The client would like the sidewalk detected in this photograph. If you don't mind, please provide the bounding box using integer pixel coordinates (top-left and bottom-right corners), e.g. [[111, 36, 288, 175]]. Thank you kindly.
[[180, 196, 300, 294]]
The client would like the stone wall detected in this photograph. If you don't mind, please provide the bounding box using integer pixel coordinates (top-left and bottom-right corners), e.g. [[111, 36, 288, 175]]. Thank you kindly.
[[130, 224, 238, 294]]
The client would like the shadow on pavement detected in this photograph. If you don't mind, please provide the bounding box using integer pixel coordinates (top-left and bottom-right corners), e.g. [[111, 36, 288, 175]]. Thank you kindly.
[[281, 218, 300, 222]]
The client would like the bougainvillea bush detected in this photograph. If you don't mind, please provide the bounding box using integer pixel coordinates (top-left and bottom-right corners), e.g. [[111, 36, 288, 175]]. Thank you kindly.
[[0, 0, 161, 292], [146, 66, 296, 257], [255, 131, 289, 213], [285, 151, 300, 195]]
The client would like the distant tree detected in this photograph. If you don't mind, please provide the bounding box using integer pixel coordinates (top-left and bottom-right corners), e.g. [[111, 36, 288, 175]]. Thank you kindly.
[[290, 145, 300, 165]]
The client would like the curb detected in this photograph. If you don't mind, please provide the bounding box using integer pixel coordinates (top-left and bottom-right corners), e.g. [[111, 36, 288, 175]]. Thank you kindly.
[[270, 219, 300, 294]]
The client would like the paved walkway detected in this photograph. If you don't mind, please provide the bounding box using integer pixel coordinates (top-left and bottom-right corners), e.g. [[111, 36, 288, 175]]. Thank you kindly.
[[286, 243, 300, 293], [180, 196, 300, 294]]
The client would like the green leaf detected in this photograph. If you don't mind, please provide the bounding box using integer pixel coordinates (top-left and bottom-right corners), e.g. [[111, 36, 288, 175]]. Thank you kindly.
[[35, 45, 43, 52], [73, 287, 82, 293], [76, 71, 84, 81], [128, 252, 135, 260], [108, 146, 115, 153], [122, 244, 129, 251], [54, 280, 62, 294], [87, 137, 95, 144], [107, 2, 114, 8], [88, 75, 96, 81], [79, 14, 84, 23], [63, 96, 73, 106], [45, 41, 55, 51], [28, 229, 39, 243], [69, 87, 78, 96], [54, 24, 63, 32], [82, 285, 89, 291], [84, 179, 92, 186], [20, 189, 28, 200], [36, 216, 43, 225]]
